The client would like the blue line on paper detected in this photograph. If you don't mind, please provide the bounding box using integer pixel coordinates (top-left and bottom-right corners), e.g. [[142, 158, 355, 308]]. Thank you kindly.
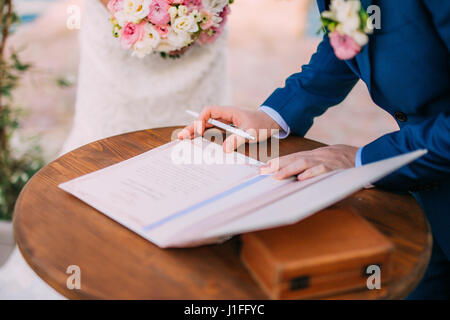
[[142, 175, 269, 232]]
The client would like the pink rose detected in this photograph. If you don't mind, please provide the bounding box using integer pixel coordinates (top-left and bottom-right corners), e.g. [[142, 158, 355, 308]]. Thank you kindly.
[[107, 0, 123, 16], [148, 0, 171, 25], [168, 0, 183, 4], [155, 25, 170, 38], [120, 22, 146, 49], [329, 31, 361, 60]]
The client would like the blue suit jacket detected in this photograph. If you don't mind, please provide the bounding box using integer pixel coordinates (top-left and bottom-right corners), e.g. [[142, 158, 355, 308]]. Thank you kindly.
[[263, 0, 450, 258]]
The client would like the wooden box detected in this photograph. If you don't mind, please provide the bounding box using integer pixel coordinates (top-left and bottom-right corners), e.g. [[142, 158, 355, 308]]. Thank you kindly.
[[241, 209, 394, 299]]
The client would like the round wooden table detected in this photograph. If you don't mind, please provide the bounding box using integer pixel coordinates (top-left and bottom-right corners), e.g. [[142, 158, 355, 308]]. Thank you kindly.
[[13, 127, 432, 299]]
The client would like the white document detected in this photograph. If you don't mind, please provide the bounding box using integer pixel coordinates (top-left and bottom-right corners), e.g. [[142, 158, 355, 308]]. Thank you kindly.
[[59, 138, 426, 248]]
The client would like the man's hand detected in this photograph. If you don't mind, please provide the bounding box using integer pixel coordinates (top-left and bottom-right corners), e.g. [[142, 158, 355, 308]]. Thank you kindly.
[[260, 145, 358, 181], [178, 106, 282, 153]]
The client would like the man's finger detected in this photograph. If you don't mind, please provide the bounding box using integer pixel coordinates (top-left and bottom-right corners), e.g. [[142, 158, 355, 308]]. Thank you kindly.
[[297, 164, 327, 181], [259, 158, 280, 174], [194, 119, 206, 136], [223, 134, 246, 153], [178, 119, 214, 139], [273, 158, 312, 179], [193, 120, 214, 136], [178, 123, 195, 140], [200, 105, 237, 124], [260, 153, 302, 174]]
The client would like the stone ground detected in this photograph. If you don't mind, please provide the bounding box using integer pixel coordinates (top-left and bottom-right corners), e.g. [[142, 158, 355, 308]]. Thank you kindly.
[[9, 0, 399, 162], [0, 222, 14, 265]]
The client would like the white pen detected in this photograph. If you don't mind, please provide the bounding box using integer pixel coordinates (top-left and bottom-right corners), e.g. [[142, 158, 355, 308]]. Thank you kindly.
[[185, 110, 256, 141]]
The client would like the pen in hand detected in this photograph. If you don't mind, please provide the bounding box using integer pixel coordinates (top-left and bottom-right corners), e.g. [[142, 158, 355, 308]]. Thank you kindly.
[[185, 110, 256, 141]]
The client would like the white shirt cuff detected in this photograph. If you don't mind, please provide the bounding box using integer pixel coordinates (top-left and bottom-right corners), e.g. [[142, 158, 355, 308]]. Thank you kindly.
[[259, 106, 291, 139], [356, 147, 374, 189], [355, 147, 363, 167]]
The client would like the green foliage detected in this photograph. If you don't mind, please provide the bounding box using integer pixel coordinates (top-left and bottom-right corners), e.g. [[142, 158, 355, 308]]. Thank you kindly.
[[319, 17, 338, 34], [0, 124, 43, 220], [0, 1, 43, 220], [359, 7, 369, 31], [55, 75, 74, 88]]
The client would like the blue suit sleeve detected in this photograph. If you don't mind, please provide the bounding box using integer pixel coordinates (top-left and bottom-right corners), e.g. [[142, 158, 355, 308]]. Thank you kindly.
[[361, 113, 450, 191], [262, 35, 359, 136]]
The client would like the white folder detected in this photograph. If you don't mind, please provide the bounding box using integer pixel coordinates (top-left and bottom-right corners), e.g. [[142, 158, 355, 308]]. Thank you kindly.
[[59, 138, 426, 248]]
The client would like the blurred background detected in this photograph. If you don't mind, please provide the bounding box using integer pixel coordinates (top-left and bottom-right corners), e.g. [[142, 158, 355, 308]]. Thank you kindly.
[[11, 0, 398, 162]]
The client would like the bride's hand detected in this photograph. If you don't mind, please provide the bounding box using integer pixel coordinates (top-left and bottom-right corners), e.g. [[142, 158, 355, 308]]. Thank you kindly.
[[178, 106, 282, 153]]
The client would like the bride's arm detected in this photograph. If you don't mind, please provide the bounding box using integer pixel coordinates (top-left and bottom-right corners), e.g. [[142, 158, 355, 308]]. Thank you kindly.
[[99, 0, 109, 7]]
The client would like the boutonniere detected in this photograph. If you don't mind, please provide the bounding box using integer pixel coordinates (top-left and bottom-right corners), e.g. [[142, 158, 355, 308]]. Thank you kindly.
[[320, 0, 374, 60]]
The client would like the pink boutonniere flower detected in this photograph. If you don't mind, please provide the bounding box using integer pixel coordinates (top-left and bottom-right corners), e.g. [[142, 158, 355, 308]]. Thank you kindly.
[[320, 0, 374, 60]]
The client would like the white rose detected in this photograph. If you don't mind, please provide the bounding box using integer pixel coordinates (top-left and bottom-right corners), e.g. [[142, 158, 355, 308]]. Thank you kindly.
[[115, 0, 151, 26], [321, 10, 336, 21], [350, 30, 368, 46], [331, 0, 360, 18], [164, 30, 192, 51], [144, 24, 161, 46], [132, 41, 152, 58], [203, 0, 229, 14], [322, 0, 362, 36], [339, 15, 361, 35], [333, 0, 361, 34], [132, 24, 161, 58], [172, 15, 199, 34]]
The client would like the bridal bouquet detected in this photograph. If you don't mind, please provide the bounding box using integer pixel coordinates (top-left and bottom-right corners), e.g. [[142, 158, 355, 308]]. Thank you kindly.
[[107, 0, 233, 58]]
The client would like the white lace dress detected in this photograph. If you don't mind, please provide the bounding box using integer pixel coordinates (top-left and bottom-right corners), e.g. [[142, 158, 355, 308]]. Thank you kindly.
[[0, 0, 230, 299], [61, 0, 230, 154]]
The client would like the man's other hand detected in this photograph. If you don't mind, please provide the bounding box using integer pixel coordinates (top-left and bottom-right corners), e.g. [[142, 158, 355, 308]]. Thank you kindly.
[[260, 145, 358, 181]]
